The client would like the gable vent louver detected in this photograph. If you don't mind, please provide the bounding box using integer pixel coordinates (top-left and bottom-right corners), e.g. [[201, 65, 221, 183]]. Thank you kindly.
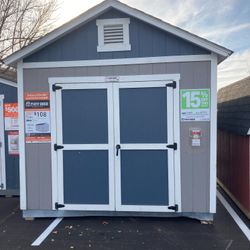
[[103, 24, 124, 45], [97, 18, 131, 52]]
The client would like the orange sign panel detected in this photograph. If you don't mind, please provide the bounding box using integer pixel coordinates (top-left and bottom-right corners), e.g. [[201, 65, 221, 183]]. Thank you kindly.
[[4, 103, 18, 131]]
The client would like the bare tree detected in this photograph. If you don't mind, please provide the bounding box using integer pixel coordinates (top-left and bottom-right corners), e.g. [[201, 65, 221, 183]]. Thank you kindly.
[[0, 0, 57, 67]]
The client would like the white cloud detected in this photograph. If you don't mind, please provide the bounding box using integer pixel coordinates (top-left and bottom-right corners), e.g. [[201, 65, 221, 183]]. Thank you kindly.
[[201, 23, 250, 40], [218, 49, 250, 89]]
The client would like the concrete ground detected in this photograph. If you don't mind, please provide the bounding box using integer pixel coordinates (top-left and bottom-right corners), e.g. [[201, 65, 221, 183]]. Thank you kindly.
[[0, 195, 249, 250]]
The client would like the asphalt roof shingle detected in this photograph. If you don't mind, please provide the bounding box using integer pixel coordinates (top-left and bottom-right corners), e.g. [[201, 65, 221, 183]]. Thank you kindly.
[[218, 76, 250, 135]]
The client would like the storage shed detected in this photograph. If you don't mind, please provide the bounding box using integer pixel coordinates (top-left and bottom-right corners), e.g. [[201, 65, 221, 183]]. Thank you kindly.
[[218, 76, 250, 218], [0, 69, 19, 196], [4, 0, 232, 220]]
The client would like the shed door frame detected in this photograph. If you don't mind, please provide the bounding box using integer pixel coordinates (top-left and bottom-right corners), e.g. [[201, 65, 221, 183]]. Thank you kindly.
[[54, 83, 115, 211], [114, 81, 175, 212], [0, 95, 6, 190], [49, 74, 181, 212]]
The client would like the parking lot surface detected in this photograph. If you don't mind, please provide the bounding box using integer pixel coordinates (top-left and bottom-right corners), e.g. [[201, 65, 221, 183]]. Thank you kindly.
[[0, 196, 249, 250]]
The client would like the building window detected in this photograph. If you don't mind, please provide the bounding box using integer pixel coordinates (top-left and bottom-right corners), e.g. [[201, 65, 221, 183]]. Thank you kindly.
[[96, 18, 131, 52]]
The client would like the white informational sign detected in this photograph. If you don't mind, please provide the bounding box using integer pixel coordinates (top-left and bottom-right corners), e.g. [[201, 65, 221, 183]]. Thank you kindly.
[[25, 110, 51, 134], [192, 138, 201, 147], [180, 89, 210, 122], [8, 131, 19, 155]]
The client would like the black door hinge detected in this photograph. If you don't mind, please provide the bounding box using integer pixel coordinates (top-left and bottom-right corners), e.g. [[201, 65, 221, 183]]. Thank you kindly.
[[168, 204, 178, 212], [0, 183, 4, 189], [54, 144, 64, 151], [55, 202, 65, 210], [166, 81, 176, 89], [167, 143, 177, 150], [52, 84, 63, 92]]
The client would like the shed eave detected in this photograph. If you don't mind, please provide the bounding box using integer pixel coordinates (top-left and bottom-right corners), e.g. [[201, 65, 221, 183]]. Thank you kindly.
[[3, 0, 232, 66], [0, 77, 17, 87]]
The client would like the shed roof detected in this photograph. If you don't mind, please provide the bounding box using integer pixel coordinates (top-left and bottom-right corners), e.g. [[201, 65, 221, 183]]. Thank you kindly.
[[4, 0, 232, 66], [218, 76, 250, 135]]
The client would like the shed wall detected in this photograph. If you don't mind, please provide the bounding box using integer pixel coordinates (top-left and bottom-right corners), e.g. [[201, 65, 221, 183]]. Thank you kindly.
[[23, 61, 211, 212], [0, 82, 19, 190], [217, 129, 250, 214], [24, 9, 210, 63]]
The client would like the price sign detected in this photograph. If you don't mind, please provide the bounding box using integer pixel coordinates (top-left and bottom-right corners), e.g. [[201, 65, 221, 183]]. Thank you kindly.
[[4, 103, 18, 131], [180, 89, 210, 121], [24, 92, 51, 143]]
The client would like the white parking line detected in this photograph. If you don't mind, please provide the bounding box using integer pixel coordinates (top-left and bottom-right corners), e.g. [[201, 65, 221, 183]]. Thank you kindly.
[[31, 217, 63, 246], [217, 190, 250, 241]]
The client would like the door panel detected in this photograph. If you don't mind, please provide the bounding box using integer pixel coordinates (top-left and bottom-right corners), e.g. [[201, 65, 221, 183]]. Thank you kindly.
[[121, 150, 168, 206], [62, 89, 108, 144], [63, 150, 109, 204], [114, 82, 175, 212], [119, 87, 167, 143], [56, 83, 114, 211]]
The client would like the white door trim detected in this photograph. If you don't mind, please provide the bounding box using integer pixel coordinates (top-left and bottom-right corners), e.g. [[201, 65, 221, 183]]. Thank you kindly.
[[209, 53, 218, 213], [17, 60, 26, 209], [0, 95, 6, 190], [49, 74, 181, 213], [51, 82, 115, 211]]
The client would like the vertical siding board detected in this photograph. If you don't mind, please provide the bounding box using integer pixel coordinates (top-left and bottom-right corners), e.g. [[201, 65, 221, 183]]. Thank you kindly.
[[39, 144, 52, 209], [193, 61, 210, 211], [138, 21, 153, 58], [152, 63, 167, 74], [87, 66, 101, 76], [152, 29, 166, 57], [112, 65, 127, 75], [125, 65, 140, 75], [179, 62, 194, 212], [26, 144, 40, 209], [193, 61, 210, 88], [166, 63, 180, 75], [129, 17, 139, 58], [100, 66, 114, 76], [166, 35, 180, 56], [180, 123, 194, 212], [87, 21, 98, 60], [139, 64, 153, 75]]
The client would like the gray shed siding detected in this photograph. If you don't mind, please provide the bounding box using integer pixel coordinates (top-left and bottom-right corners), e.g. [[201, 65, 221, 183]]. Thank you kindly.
[[24, 9, 210, 63], [23, 61, 211, 212], [0, 82, 19, 190]]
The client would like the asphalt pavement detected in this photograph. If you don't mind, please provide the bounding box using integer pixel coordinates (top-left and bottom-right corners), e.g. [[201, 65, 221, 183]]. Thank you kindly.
[[0, 195, 249, 250]]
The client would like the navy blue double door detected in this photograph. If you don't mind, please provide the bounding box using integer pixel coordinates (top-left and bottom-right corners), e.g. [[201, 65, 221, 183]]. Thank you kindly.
[[55, 80, 175, 212]]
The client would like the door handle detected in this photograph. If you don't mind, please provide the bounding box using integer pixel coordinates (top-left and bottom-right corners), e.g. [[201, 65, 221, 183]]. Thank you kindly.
[[116, 144, 121, 156]]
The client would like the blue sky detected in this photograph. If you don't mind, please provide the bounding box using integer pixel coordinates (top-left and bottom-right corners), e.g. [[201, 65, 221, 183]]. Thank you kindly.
[[57, 0, 250, 88]]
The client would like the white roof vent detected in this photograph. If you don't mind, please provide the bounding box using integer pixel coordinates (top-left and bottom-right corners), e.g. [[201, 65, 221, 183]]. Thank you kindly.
[[96, 18, 131, 52]]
